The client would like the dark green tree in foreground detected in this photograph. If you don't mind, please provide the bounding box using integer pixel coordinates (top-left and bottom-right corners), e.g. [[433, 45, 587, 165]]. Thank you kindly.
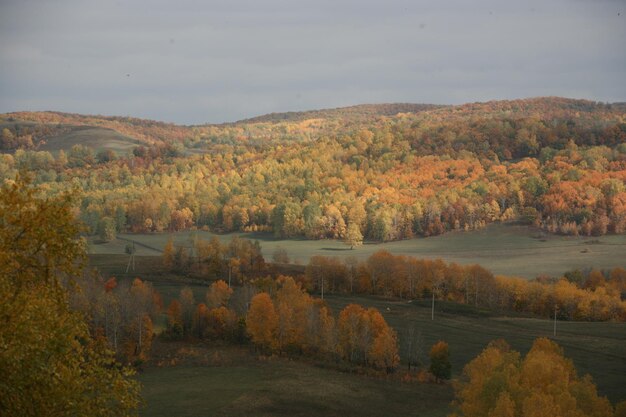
[[429, 340, 452, 382], [0, 175, 140, 416]]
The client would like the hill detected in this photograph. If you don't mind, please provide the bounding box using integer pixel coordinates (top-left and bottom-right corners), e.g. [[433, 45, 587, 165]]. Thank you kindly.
[[0, 111, 191, 154], [231, 103, 444, 124], [1, 97, 625, 246]]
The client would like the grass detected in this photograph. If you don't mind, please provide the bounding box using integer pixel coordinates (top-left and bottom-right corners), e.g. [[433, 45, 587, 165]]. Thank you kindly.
[[136, 294, 626, 417], [88, 251, 626, 403], [89, 251, 626, 415], [87, 254, 211, 305], [322, 294, 626, 403], [39, 125, 142, 155], [137, 360, 453, 417], [90, 223, 626, 279]]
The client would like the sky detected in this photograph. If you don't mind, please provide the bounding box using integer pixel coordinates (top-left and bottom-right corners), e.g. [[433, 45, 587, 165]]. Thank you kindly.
[[0, 0, 624, 125]]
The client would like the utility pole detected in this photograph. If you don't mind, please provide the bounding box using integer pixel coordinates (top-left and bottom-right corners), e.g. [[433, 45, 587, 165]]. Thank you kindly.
[[431, 290, 435, 320], [125, 242, 136, 273], [553, 304, 557, 337], [228, 261, 232, 288]]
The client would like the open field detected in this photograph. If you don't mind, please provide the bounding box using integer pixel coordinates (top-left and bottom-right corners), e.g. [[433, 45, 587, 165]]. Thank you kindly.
[[89, 223, 626, 279], [39, 125, 142, 155], [322, 294, 626, 403], [138, 359, 453, 417], [135, 294, 626, 417], [89, 250, 626, 415]]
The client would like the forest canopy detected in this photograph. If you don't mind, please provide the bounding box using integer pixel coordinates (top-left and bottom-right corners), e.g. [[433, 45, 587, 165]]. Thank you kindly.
[[1, 97, 625, 242]]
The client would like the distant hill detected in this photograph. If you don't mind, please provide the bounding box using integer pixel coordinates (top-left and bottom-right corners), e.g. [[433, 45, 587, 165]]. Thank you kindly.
[[232, 103, 443, 124], [36, 125, 144, 155], [0, 111, 190, 154], [2, 98, 624, 154], [1, 96, 625, 244]]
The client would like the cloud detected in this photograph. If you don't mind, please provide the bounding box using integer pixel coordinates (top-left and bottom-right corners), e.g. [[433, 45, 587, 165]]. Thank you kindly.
[[1, 0, 624, 124]]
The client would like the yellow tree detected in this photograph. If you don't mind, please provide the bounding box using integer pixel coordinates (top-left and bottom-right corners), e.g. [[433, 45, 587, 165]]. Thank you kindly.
[[162, 236, 175, 270], [246, 293, 278, 351], [369, 327, 400, 371], [206, 280, 233, 309], [337, 304, 367, 363], [451, 338, 614, 417], [274, 276, 311, 351], [0, 175, 140, 416], [344, 222, 363, 250]]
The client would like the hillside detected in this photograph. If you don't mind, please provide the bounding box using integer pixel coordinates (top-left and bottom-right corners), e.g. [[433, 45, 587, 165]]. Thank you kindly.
[[1, 97, 625, 244], [231, 103, 444, 124], [2, 97, 624, 153], [0, 111, 191, 154]]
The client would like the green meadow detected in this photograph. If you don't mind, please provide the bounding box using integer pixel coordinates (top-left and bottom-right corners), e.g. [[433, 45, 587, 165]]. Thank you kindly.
[[136, 296, 626, 417], [87, 223, 626, 414], [90, 223, 626, 279], [138, 360, 453, 417]]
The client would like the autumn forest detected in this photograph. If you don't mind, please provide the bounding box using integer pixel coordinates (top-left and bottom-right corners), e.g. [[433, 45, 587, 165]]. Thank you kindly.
[[2, 97, 626, 417]]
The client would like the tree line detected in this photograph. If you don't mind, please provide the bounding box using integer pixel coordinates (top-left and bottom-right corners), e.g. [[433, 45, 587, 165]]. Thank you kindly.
[[303, 252, 626, 322]]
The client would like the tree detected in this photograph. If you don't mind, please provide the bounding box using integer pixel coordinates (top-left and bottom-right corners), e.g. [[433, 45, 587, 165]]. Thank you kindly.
[[429, 340, 451, 381], [206, 280, 233, 309], [206, 306, 237, 340], [97, 216, 117, 242], [166, 299, 183, 339], [337, 304, 367, 363], [344, 222, 363, 250], [274, 276, 310, 351], [337, 303, 399, 368], [451, 338, 614, 417], [246, 293, 278, 350], [272, 246, 290, 264], [96, 149, 117, 164], [179, 286, 195, 336], [0, 175, 140, 416], [369, 327, 400, 371], [162, 236, 175, 270]]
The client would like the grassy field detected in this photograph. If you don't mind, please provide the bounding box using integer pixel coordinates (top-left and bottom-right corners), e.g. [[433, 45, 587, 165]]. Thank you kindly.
[[90, 223, 626, 278], [138, 359, 453, 417], [322, 294, 626, 403], [39, 125, 142, 155], [89, 251, 626, 414], [135, 295, 626, 417]]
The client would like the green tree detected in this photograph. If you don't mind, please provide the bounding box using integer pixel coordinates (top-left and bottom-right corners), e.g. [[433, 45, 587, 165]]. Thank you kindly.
[[429, 340, 451, 381], [0, 175, 140, 416], [97, 216, 117, 242]]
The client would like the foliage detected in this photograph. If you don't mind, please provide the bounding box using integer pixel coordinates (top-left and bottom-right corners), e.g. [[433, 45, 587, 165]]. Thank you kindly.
[[429, 341, 451, 381], [2, 98, 625, 243], [0, 176, 140, 416], [98, 216, 117, 242], [337, 303, 399, 369], [246, 293, 278, 350], [206, 280, 233, 309], [345, 222, 364, 249], [451, 338, 614, 417], [302, 252, 626, 322]]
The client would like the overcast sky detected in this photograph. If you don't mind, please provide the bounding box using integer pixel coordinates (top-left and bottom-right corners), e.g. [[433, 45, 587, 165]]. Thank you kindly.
[[0, 0, 624, 124]]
